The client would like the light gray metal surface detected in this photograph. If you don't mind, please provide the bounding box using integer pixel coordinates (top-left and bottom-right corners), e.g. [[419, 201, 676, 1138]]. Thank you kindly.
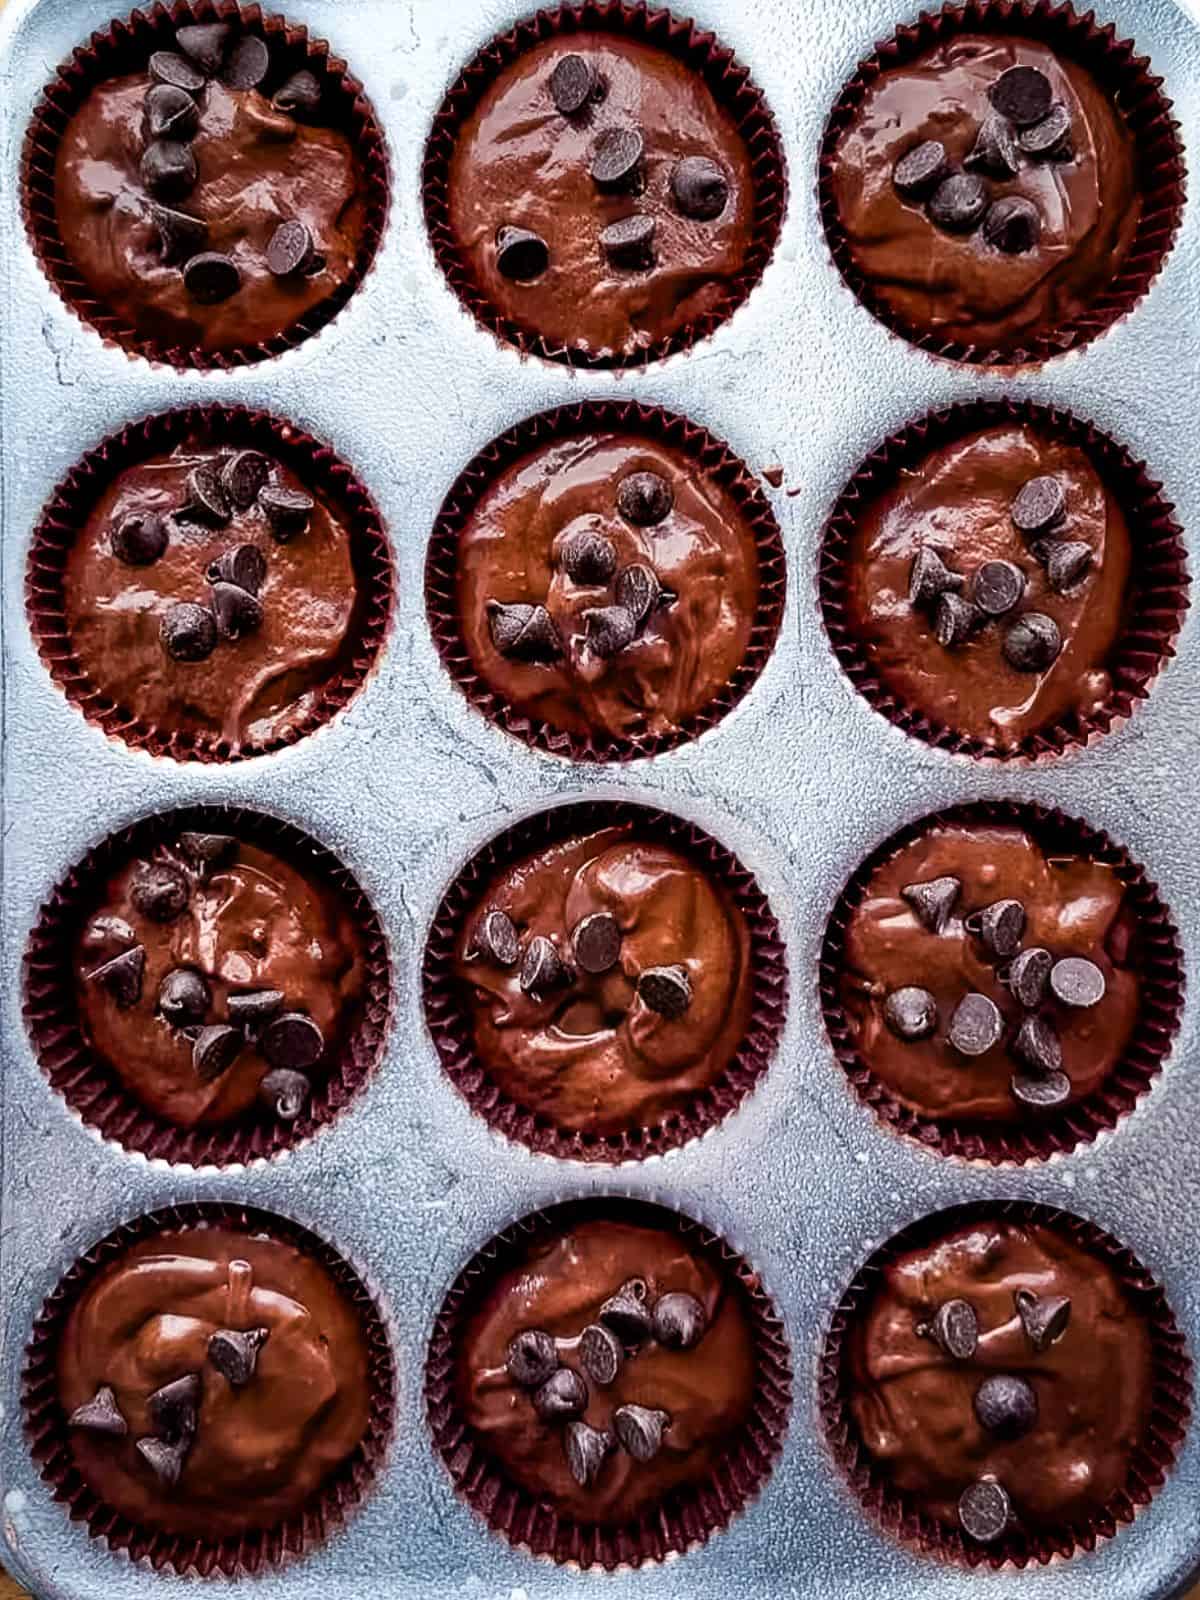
[[0, 0, 1198, 1596]]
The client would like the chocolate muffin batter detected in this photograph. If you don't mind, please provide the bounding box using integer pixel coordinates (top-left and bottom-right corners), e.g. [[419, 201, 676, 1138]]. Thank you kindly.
[[75, 827, 367, 1130], [846, 1217, 1153, 1540], [57, 1225, 372, 1537], [843, 424, 1131, 749], [454, 825, 751, 1137], [445, 32, 757, 358], [840, 822, 1140, 1125], [455, 432, 762, 746], [457, 1217, 757, 1522], [828, 34, 1140, 353]]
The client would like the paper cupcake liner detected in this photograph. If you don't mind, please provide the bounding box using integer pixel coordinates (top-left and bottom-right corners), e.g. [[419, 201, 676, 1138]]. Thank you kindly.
[[22, 1200, 395, 1577], [426, 400, 786, 761], [26, 403, 394, 764], [23, 803, 392, 1167], [422, 1, 787, 369], [819, 799, 1185, 1165], [423, 800, 788, 1162], [426, 1195, 791, 1568], [818, 0, 1187, 368], [818, 398, 1189, 762], [819, 1200, 1192, 1568], [22, 0, 390, 372]]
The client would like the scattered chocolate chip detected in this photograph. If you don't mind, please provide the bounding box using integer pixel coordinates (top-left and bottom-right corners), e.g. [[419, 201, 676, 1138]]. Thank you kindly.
[[931, 1298, 980, 1361], [150, 50, 207, 94], [137, 1435, 189, 1486], [90, 946, 146, 1008], [965, 113, 1020, 179], [901, 875, 960, 934], [561, 527, 617, 586], [884, 986, 937, 1042], [208, 543, 267, 595], [1050, 956, 1106, 1008], [617, 475, 672, 531], [183, 252, 242, 305], [1040, 539, 1093, 594], [591, 125, 644, 190], [144, 83, 199, 142], [1003, 612, 1062, 672], [141, 139, 198, 202], [959, 1477, 1012, 1543], [506, 1328, 558, 1389], [148, 1373, 200, 1439], [613, 1403, 668, 1462], [564, 1420, 612, 1487], [614, 562, 663, 625], [892, 139, 948, 198], [487, 600, 561, 663], [158, 967, 211, 1026], [150, 202, 207, 263], [975, 1373, 1038, 1439], [179, 831, 236, 875], [261, 1012, 324, 1071], [520, 935, 570, 998], [670, 154, 729, 219], [579, 1322, 623, 1385], [220, 450, 270, 511], [1012, 475, 1066, 535], [1011, 1066, 1071, 1108], [69, 1386, 127, 1436], [223, 33, 270, 90], [599, 213, 656, 269], [260, 484, 314, 541], [1013, 1013, 1062, 1076], [909, 547, 964, 610], [1020, 102, 1073, 160], [928, 172, 989, 234], [267, 219, 316, 277], [533, 1366, 588, 1422], [965, 898, 1026, 961], [258, 1067, 310, 1121], [228, 989, 284, 1027], [999, 946, 1053, 1009], [572, 911, 622, 974], [187, 464, 232, 526], [583, 604, 637, 660], [493, 223, 550, 281], [984, 195, 1042, 255], [1015, 1288, 1072, 1352], [208, 1326, 269, 1386], [549, 53, 595, 117], [211, 580, 264, 642], [934, 591, 976, 648], [272, 69, 322, 114], [176, 22, 232, 75], [949, 992, 1003, 1057], [651, 1291, 707, 1351], [990, 64, 1053, 127], [193, 1023, 243, 1083], [473, 908, 520, 967], [637, 964, 692, 1020], [132, 861, 190, 922], [972, 559, 1026, 616], [111, 512, 168, 567], [82, 914, 137, 957]]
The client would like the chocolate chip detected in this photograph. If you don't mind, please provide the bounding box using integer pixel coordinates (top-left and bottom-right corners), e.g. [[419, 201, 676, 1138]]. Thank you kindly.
[[83, 913, 137, 956], [158, 967, 211, 1026], [613, 1403, 669, 1462], [519, 935, 570, 998], [637, 964, 692, 1020], [934, 591, 976, 648], [89, 947, 146, 1008], [1014, 1288, 1072, 1352], [1020, 102, 1073, 160], [228, 989, 284, 1027], [111, 512, 168, 567], [150, 203, 207, 263], [1012, 475, 1066, 535], [964, 898, 1026, 960], [267, 219, 315, 277], [208, 544, 267, 595], [984, 195, 1041, 255], [473, 908, 520, 967], [211, 580, 264, 642], [1003, 612, 1062, 672], [141, 139, 198, 202], [652, 1291, 707, 1351], [892, 139, 947, 199], [261, 1012, 324, 1071], [272, 69, 322, 114], [258, 1067, 310, 1121], [148, 1373, 200, 1439], [137, 1435, 189, 1486], [931, 1298, 979, 1361], [972, 559, 1025, 616], [176, 22, 232, 75], [69, 1386, 127, 1436], [223, 33, 270, 90], [495, 225, 549, 282], [150, 50, 207, 94], [591, 126, 644, 190], [572, 911, 622, 975], [144, 84, 199, 142], [549, 53, 595, 117], [583, 604, 637, 660], [179, 831, 236, 875], [990, 64, 1053, 127], [999, 946, 1053, 1009], [487, 601, 561, 663], [909, 547, 964, 610], [260, 485, 314, 541], [884, 986, 937, 1042], [1050, 956, 1106, 1008], [949, 992, 1003, 1057], [965, 113, 1020, 179], [901, 876, 960, 934], [132, 861, 190, 922], [561, 528, 617, 586], [1040, 539, 1093, 594], [599, 214, 656, 269], [1011, 1066, 1071, 1108], [185, 465, 231, 526], [671, 154, 729, 219], [579, 1323, 623, 1386], [600, 1279, 652, 1344], [208, 1327, 269, 1386], [193, 1023, 243, 1083], [183, 252, 242, 305], [975, 1373, 1038, 1439], [220, 450, 270, 511], [928, 173, 989, 234], [614, 563, 663, 626], [617, 471, 672, 527], [1013, 1013, 1062, 1076], [532, 1366, 588, 1421], [506, 1328, 559, 1389], [564, 1420, 613, 1487], [959, 1478, 1011, 1543]]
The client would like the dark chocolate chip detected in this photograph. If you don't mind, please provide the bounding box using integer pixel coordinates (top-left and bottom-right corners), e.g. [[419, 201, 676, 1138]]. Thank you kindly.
[[179, 831, 236, 875], [150, 203, 207, 264], [69, 1386, 127, 1436], [141, 139, 198, 202], [892, 139, 947, 199], [149, 50, 207, 94], [964, 898, 1026, 960], [131, 861, 190, 922], [600, 1279, 652, 1344], [272, 69, 322, 114], [495, 225, 549, 282], [984, 195, 1042, 255], [148, 1373, 200, 1439], [260, 484, 314, 541], [637, 964, 692, 1020], [617, 470, 673, 527], [564, 1420, 613, 1487], [223, 33, 270, 90], [227, 989, 284, 1027], [959, 1478, 1011, 1543], [1012, 475, 1066, 534], [258, 1067, 310, 1121], [599, 213, 656, 269], [193, 1023, 243, 1083], [187, 464, 232, 526], [1050, 955, 1106, 1008], [972, 558, 1026, 616], [1040, 539, 1093, 594], [261, 1012, 325, 1071], [137, 1435, 189, 1486], [670, 154, 729, 219], [614, 562, 663, 626], [909, 546, 964, 610], [965, 113, 1020, 179], [221, 450, 270, 511], [158, 967, 211, 1026], [928, 172, 989, 234], [949, 992, 1003, 1057], [1003, 612, 1062, 672], [999, 946, 1053, 1008], [111, 512, 168, 567], [89, 946, 146, 1009], [901, 875, 960, 934], [519, 936, 570, 997], [561, 527, 617, 586], [176, 22, 232, 75], [144, 83, 199, 142], [1014, 1288, 1072, 1352], [183, 252, 242, 304], [591, 125, 644, 190], [572, 911, 622, 975], [989, 64, 1053, 127], [487, 601, 561, 663], [884, 986, 937, 1042], [934, 591, 976, 648], [267, 219, 315, 277], [1012, 1013, 1062, 1076], [208, 543, 267, 595], [1011, 1066, 1071, 1108], [583, 604, 637, 660], [931, 1298, 979, 1361], [532, 1366, 588, 1421], [208, 1326, 269, 1386], [613, 1403, 668, 1462], [549, 53, 596, 117], [506, 1328, 559, 1389], [579, 1322, 623, 1386], [211, 580, 264, 641], [652, 1291, 707, 1351], [473, 908, 521, 967], [1019, 102, 1073, 160], [974, 1373, 1038, 1439]]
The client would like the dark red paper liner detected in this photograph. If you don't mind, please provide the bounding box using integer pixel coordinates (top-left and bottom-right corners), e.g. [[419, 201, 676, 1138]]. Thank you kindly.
[[422, 1, 787, 369], [818, 399, 1190, 762], [426, 1196, 791, 1567], [426, 400, 786, 761], [23, 804, 392, 1167], [818, 0, 1187, 368], [22, 1, 390, 372], [23, 1200, 395, 1577], [819, 1200, 1192, 1567], [819, 799, 1185, 1165], [423, 801, 787, 1162], [26, 403, 394, 764]]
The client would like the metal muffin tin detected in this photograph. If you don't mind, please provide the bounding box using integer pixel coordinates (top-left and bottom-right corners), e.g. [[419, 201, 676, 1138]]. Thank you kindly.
[[1, 0, 1198, 1596]]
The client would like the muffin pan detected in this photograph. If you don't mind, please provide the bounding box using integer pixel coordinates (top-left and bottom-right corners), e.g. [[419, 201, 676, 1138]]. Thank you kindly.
[[1, 1, 1198, 1597]]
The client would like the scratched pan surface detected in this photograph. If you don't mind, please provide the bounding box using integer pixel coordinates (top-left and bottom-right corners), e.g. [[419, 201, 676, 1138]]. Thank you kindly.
[[1, 0, 1199, 1596]]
